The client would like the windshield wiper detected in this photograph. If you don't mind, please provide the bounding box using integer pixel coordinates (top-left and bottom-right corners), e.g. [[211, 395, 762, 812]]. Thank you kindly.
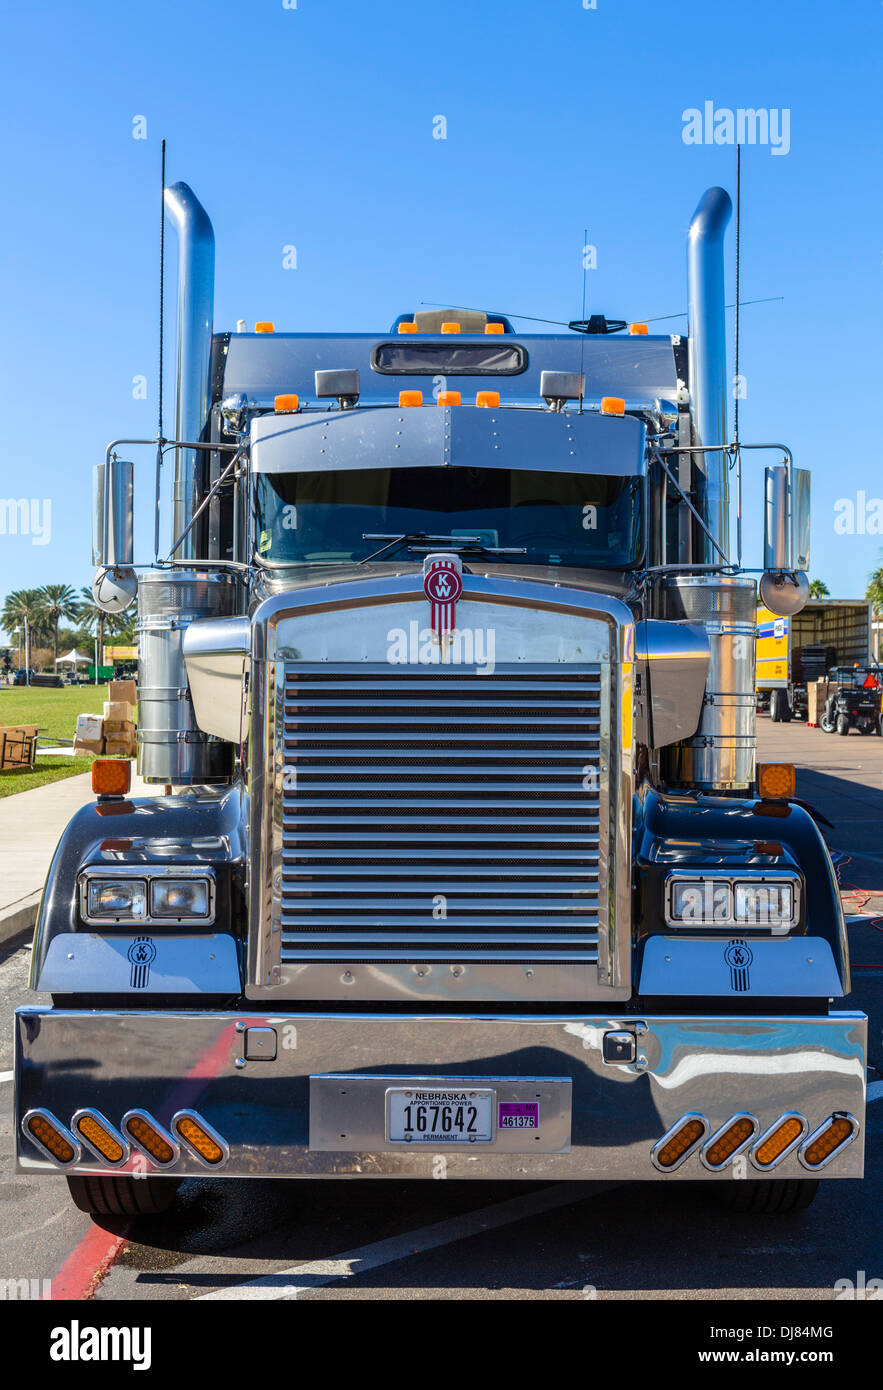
[[359, 532, 526, 564]]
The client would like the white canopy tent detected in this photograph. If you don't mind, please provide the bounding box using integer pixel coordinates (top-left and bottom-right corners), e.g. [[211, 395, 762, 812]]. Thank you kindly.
[[56, 649, 90, 665]]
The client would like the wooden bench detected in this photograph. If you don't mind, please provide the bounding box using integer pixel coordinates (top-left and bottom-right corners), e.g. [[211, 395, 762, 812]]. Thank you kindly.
[[0, 724, 39, 770]]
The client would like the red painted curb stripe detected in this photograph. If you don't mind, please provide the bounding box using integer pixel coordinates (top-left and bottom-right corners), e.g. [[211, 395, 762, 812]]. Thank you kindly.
[[51, 1221, 130, 1301]]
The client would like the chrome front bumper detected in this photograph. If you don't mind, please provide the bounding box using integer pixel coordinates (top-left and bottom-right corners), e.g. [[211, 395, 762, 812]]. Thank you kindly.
[[15, 1008, 866, 1180]]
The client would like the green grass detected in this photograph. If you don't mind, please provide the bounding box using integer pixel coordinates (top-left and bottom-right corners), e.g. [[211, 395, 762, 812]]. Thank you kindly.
[[0, 684, 110, 740], [0, 684, 111, 797], [0, 757, 94, 798]]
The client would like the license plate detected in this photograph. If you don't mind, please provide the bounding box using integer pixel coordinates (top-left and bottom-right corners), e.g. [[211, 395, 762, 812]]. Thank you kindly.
[[386, 1087, 494, 1144]]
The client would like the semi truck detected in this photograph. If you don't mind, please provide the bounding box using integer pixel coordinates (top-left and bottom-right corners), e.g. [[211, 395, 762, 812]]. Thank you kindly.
[[14, 183, 865, 1219], [757, 598, 873, 722]]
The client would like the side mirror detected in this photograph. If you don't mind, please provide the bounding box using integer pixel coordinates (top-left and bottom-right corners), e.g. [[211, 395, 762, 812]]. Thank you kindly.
[[92, 459, 134, 567], [92, 460, 136, 614], [761, 465, 811, 617]]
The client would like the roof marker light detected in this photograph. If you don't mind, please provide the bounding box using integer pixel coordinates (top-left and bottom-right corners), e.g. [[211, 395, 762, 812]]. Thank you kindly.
[[397, 321, 418, 333], [484, 322, 504, 334], [476, 391, 500, 408], [629, 323, 649, 335], [600, 397, 626, 416], [399, 390, 423, 408], [254, 322, 275, 333], [440, 322, 461, 334], [274, 394, 300, 413], [437, 391, 461, 406]]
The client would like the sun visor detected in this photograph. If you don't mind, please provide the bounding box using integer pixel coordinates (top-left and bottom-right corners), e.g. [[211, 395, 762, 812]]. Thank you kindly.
[[250, 406, 646, 477]]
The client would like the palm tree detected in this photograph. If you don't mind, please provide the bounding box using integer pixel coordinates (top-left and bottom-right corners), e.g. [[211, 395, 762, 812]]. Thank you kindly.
[[1, 588, 46, 664], [37, 584, 81, 664], [867, 561, 883, 615], [808, 579, 830, 599]]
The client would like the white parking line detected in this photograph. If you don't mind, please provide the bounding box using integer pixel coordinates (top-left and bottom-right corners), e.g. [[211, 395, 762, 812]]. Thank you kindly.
[[0, 1071, 13, 1085], [867, 1080, 883, 1103], [199, 1181, 601, 1301]]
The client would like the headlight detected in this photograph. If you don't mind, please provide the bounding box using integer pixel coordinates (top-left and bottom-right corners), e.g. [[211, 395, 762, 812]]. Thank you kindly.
[[667, 879, 732, 925], [87, 879, 148, 920], [734, 880, 795, 927], [665, 873, 800, 930], [151, 878, 211, 919]]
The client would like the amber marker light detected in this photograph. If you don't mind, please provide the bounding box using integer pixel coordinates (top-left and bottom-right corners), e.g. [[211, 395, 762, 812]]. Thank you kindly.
[[437, 391, 461, 406], [756, 762, 796, 800], [752, 1115, 805, 1168], [173, 1111, 228, 1166], [628, 323, 649, 335], [92, 758, 131, 797], [652, 1116, 706, 1170], [74, 1111, 126, 1165], [122, 1112, 178, 1166], [254, 321, 275, 333], [440, 321, 461, 333], [476, 391, 500, 408], [484, 322, 504, 334], [399, 390, 423, 407], [703, 1116, 756, 1168], [397, 321, 418, 333], [800, 1115, 856, 1168], [23, 1111, 78, 1166], [274, 394, 299, 412], [600, 397, 626, 416]]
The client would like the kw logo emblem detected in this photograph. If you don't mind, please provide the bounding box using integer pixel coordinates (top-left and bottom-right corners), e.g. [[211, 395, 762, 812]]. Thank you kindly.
[[725, 939, 753, 992], [423, 554, 463, 642], [127, 936, 156, 988]]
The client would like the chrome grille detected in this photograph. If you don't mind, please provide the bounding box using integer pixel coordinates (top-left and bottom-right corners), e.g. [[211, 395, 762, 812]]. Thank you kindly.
[[277, 664, 607, 964]]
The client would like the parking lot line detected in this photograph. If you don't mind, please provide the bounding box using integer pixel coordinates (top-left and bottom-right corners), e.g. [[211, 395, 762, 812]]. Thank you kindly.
[[198, 1181, 603, 1301]]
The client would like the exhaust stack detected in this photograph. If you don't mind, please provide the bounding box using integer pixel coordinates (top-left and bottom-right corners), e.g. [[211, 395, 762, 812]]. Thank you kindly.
[[687, 186, 732, 563], [163, 181, 215, 559]]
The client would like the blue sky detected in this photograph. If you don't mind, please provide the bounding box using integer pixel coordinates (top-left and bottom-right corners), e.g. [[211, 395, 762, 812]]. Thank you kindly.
[[1, 0, 881, 643]]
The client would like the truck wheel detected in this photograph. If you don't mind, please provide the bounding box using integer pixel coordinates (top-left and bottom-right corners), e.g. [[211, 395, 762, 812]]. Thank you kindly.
[[836, 713, 851, 736], [66, 1175, 181, 1218], [718, 1179, 818, 1214]]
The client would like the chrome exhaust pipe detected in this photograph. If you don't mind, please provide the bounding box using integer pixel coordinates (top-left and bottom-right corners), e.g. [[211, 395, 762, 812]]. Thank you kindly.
[[163, 181, 215, 560], [686, 187, 732, 562]]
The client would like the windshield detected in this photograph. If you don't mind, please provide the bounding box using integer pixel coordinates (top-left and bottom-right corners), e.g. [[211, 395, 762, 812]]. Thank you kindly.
[[254, 466, 643, 568]]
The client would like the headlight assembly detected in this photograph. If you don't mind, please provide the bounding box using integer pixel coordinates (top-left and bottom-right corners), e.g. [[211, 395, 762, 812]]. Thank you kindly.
[[78, 868, 215, 926], [665, 872, 800, 931]]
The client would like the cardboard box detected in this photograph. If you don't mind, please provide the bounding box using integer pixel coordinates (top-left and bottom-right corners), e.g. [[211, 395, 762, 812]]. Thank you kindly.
[[76, 713, 104, 743], [109, 679, 138, 706], [73, 737, 105, 757], [103, 718, 135, 738], [104, 700, 137, 725], [104, 734, 136, 754]]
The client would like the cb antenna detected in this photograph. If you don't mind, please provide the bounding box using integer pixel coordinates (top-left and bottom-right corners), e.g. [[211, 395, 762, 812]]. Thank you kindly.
[[578, 227, 588, 412]]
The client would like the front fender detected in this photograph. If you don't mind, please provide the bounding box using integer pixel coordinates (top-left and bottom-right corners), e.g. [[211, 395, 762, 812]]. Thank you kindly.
[[30, 781, 247, 997]]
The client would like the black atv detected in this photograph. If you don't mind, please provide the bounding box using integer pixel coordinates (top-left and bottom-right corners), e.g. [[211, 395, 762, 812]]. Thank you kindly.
[[820, 666, 883, 736]]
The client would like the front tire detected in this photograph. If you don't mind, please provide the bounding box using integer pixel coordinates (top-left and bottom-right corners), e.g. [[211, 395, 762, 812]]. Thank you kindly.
[[836, 713, 851, 736], [717, 1179, 819, 1214], [66, 1175, 181, 1218], [770, 689, 791, 723], [820, 704, 836, 733]]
